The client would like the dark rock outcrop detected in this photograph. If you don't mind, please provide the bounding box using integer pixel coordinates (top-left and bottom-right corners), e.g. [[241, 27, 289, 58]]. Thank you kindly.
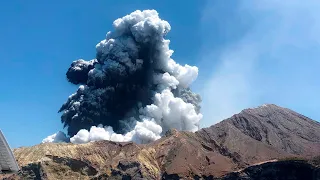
[[222, 160, 320, 180]]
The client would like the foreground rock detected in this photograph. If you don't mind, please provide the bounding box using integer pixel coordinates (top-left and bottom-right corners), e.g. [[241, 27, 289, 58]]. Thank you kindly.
[[222, 159, 320, 180], [3, 158, 320, 180], [6, 104, 320, 179]]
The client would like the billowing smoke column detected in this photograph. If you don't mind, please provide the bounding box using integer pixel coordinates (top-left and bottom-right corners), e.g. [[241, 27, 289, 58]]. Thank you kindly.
[[43, 10, 202, 144]]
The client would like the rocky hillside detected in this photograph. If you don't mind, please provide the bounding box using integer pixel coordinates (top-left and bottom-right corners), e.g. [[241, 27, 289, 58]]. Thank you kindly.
[[221, 158, 320, 180], [198, 104, 320, 164], [11, 130, 240, 179], [2, 158, 320, 180], [3, 104, 320, 179]]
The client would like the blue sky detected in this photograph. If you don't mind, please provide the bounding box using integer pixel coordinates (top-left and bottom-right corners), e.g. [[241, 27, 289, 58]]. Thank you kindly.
[[0, 0, 319, 148]]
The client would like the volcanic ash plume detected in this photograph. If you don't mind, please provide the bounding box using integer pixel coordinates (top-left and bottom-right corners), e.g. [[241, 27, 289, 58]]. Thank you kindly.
[[43, 9, 202, 144]]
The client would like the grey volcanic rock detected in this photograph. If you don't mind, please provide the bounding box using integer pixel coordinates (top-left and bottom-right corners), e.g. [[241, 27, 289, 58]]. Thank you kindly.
[[222, 160, 320, 180], [198, 104, 320, 164], [164, 159, 320, 180], [238, 104, 320, 154]]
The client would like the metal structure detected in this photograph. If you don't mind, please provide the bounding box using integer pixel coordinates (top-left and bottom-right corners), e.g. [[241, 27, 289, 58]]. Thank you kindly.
[[0, 130, 19, 173]]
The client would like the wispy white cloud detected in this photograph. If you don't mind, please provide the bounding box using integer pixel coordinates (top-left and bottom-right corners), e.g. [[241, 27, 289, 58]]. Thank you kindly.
[[197, 0, 320, 127]]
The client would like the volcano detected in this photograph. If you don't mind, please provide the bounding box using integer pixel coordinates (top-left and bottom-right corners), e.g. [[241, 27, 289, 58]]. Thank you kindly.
[[4, 104, 320, 179]]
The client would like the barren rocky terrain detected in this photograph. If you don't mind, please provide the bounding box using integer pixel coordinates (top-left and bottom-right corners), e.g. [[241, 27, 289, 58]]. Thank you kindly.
[[2, 104, 320, 179]]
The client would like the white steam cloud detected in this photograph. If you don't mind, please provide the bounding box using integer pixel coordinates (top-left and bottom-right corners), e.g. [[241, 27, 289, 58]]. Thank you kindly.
[[42, 131, 69, 143], [42, 9, 202, 144]]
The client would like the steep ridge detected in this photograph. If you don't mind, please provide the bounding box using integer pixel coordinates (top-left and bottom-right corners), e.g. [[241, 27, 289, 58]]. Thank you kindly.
[[12, 130, 241, 179], [221, 158, 320, 180], [6, 104, 320, 179], [197, 104, 320, 165]]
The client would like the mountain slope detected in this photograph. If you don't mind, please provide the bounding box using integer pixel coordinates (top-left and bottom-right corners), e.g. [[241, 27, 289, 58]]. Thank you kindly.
[[12, 130, 242, 179], [221, 158, 320, 180], [197, 104, 320, 164], [7, 104, 320, 179]]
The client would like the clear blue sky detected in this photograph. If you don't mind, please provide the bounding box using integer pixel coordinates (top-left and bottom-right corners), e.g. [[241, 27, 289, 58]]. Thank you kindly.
[[1, 0, 319, 148]]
